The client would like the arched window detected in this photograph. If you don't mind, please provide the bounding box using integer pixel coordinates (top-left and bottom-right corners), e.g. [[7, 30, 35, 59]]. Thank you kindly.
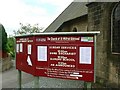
[[72, 27, 77, 32], [111, 3, 120, 54]]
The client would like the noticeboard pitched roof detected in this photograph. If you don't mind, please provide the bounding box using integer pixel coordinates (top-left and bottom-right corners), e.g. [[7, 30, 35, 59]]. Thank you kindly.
[[15, 31, 100, 37], [44, 2, 88, 32]]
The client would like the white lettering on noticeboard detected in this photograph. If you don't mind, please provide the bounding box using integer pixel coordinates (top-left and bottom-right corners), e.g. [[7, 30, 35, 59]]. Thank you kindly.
[[37, 46, 47, 61], [70, 74, 83, 77], [79, 47, 92, 64], [28, 44, 32, 54]]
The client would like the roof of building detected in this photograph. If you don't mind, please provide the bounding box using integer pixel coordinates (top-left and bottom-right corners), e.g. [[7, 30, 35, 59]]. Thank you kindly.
[[44, 2, 88, 32]]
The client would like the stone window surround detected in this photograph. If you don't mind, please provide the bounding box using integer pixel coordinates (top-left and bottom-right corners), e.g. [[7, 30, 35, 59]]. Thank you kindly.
[[72, 27, 78, 32], [111, 2, 120, 55]]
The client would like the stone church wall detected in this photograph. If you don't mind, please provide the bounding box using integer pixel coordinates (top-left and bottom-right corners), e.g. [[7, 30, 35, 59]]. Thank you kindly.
[[58, 2, 120, 88], [57, 15, 88, 32], [87, 2, 120, 87]]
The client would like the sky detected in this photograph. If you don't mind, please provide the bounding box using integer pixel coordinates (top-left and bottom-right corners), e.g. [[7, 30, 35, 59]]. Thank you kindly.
[[0, 0, 73, 36]]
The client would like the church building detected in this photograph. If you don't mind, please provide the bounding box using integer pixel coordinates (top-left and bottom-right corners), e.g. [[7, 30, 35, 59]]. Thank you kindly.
[[44, 1, 120, 87]]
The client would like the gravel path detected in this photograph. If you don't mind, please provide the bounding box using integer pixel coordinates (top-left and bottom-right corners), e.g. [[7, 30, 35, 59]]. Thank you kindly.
[[22, 77, 84, 88], [2, 60, 84, 89]]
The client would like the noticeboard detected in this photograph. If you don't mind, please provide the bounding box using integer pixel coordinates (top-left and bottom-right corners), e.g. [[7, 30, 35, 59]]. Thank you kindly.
[[15, 32, 99, 82]]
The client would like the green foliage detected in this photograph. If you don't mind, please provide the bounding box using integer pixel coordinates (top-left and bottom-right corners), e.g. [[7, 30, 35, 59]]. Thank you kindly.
[[13, 23, 44, 35], [11, 23, 43, 58], [7, 37, 15, 58], [0, 24, 7, 52]]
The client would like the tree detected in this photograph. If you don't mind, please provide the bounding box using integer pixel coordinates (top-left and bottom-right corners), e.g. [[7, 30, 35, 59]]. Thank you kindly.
[[0, 24, 7, 52], [7, 37, 15, 58], [13, 23, 44, 35], [11, 23, 43, 58]]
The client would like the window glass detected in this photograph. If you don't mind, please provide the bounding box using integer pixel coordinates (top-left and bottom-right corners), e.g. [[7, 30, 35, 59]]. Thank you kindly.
[[73, 27, 77, 32], [112, 3, 120, 53]]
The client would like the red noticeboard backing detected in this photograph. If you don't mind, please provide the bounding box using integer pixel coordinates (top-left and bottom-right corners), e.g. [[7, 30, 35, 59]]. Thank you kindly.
[[15, 32, 99, 82]]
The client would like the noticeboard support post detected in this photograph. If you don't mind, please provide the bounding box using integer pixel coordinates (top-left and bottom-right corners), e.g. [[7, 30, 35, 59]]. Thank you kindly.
[[86, 82, 92, 90], [94, 34, 97, 83], [34, 76, 39, 88], [84, 34, 97, 90], [18, 70, 22, 89], [84, 82, 92, 90]]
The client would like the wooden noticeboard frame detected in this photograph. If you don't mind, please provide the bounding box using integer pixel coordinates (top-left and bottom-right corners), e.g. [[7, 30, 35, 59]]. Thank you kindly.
[[15, 31, 100, 88]]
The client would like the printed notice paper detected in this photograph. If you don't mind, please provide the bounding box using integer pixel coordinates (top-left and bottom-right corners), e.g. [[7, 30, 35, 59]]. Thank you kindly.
[[37, 46, 47, 61], [27, 56, 32, 66], [16, 44, 19, 52], [28, 44, 32, 54], [20, 43, 23, 52], [79, 47, 92, 64]]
